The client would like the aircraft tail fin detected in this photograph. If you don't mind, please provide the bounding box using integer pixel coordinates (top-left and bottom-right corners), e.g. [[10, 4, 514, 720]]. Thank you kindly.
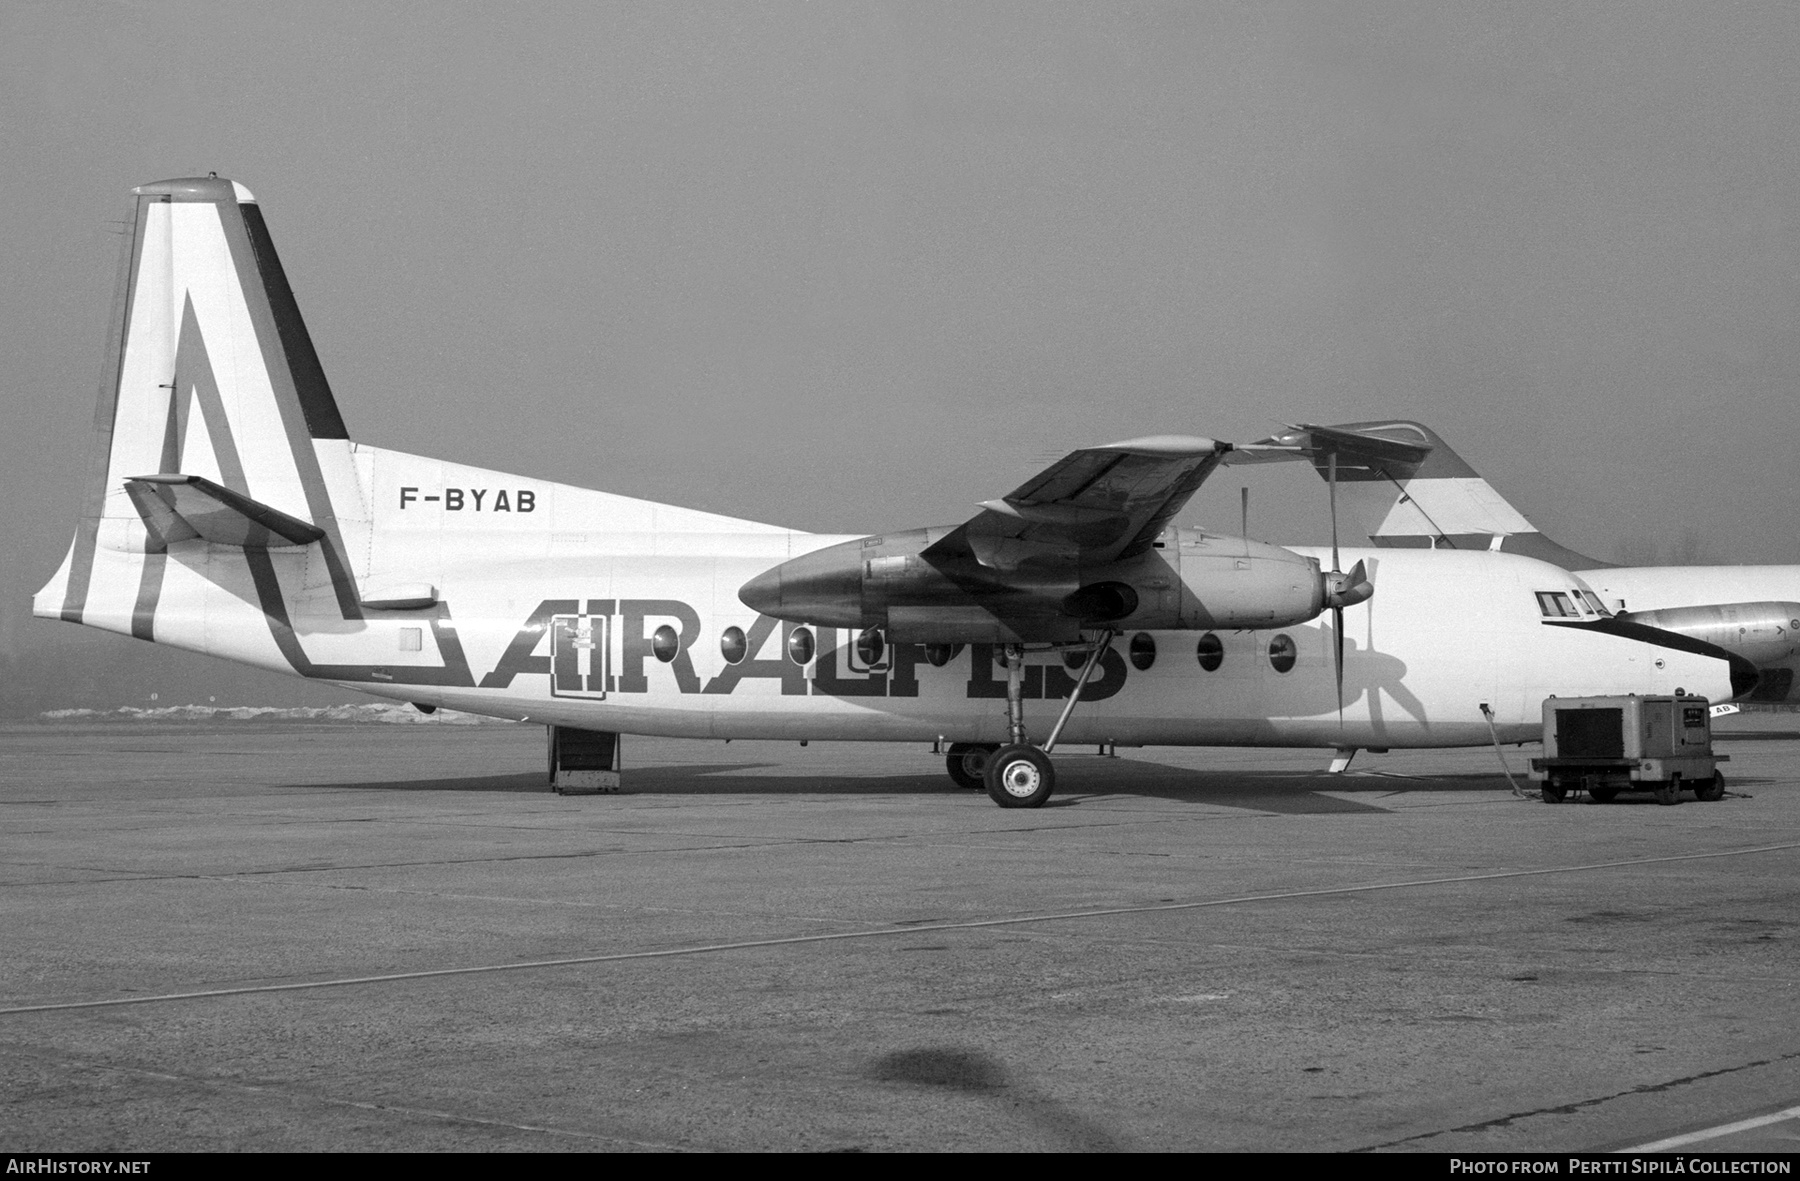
[[1231, 420, 1608, 569], [35, 175, 366, 634]]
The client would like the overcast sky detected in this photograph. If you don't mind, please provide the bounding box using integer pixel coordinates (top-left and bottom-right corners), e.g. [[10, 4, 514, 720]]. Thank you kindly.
[[5, 1, 1799, 713]]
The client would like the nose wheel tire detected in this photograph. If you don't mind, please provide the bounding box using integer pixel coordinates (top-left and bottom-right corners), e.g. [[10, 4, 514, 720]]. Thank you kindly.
[[945, 743, 999, 791], [984, 744, 1055, 808]]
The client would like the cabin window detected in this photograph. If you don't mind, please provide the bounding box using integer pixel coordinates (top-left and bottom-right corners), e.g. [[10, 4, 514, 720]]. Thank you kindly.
[[720, 626, 748, 665], [1268, 633, 1296, 673], [1196, 632, 1223, 672], [856, 627, 885, 666], [651, 625, 680, 663], [1129, 632, 1157, 671], [1535, 591, 1580, 618], [787, 626, 815, 665], [925, 642, 962, 668]]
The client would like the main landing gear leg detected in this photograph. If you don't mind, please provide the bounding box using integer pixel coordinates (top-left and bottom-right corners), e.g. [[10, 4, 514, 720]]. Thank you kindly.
[[1004, 644, 1027, 746], [983, 632, 1113, 810]]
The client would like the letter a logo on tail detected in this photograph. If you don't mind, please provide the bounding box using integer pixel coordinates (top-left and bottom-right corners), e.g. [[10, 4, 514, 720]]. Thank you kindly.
[[36, 176, 367, 638]]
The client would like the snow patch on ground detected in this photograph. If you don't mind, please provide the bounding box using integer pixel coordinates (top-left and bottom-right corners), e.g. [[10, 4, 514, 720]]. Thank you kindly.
[[39, 704, 507, 725]]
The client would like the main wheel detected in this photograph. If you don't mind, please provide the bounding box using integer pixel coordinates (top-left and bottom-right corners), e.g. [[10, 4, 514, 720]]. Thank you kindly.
[[1695, 770, 1726, 802], [945, 742, 998, 791], [984, 744, 1055, 808]]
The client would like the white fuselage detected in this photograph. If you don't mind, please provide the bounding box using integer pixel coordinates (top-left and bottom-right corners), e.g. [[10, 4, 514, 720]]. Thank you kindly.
[[91, 447, 1733, 749], [1581, 566, 1800, 614]]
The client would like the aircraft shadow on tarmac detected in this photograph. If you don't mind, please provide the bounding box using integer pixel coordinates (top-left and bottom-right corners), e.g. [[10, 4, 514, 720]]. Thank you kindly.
[[299, 757, 1539, 815], [865, 1046, 1123, 1152]]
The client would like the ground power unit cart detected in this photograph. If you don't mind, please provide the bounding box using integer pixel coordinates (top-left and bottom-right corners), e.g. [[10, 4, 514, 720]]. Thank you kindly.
[[1528, 694, 1727, 805]]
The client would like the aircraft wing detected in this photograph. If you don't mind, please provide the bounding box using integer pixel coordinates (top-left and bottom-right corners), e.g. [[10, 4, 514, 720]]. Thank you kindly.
[[924, 435, 1228, 570], [1223, 422, 1434, 481]]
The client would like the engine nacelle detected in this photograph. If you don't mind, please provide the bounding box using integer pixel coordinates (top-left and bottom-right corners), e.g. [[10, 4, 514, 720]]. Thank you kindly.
[[738, 525, 1327, 643]]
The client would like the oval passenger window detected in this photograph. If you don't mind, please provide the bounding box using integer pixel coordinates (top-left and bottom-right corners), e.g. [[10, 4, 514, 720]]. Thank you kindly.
[[924, 642, 962, 668], [651, 625, 680, 663], [1129, 632, 1156, 671], [787, 626, 815, 665], [1196, 632, 1223, 672], [720, 626, 747, 665], [1268, 633, 1296, 674]]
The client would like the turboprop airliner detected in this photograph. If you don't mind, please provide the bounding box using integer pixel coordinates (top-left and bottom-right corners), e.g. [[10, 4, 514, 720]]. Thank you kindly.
[[32, 177, 1756, 806], [1236, 422, 1800, 705]]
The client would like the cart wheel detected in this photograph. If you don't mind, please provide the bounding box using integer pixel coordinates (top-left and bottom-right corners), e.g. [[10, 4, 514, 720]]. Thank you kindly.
[[1695, 771, 1726, 802], [1653, 779, 1680, 806], [1541, 783, 1567, 803], [1588, 786, 1618, 803]]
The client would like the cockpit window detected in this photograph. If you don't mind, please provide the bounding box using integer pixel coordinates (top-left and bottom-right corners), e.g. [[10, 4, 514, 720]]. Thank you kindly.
[[1579, 590, 1609, 617], [1535, 591, 1580, 618]]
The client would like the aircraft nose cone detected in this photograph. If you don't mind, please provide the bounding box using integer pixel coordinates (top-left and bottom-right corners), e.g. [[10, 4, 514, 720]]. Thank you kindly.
[[739, 564, 784, 617]]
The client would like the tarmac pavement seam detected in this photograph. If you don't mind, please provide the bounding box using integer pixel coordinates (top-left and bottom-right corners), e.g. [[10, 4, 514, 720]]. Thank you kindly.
[[1352, 1048, 1800, 1152], [5, 838, 1796, 1019], [1620, 1104, 1800, 1152]]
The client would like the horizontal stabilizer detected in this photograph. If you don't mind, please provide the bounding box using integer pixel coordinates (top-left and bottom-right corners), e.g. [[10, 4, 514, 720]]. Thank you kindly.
[[124, 474, 325, 550]]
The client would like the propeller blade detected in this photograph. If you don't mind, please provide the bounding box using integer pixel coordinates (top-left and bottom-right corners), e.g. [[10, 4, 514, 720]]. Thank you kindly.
[[1328, 449, 1340, 576], [1334, 604, 1345, 720]]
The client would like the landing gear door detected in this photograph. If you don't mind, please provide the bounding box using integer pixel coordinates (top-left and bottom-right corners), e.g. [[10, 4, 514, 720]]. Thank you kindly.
[[550, 613, 608, 699]]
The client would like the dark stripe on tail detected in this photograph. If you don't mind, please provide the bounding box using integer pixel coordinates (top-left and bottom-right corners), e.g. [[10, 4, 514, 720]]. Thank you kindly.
[[244, 549, 476, 686], [220, 201, 363, 619], [239, 204, 348, 440]]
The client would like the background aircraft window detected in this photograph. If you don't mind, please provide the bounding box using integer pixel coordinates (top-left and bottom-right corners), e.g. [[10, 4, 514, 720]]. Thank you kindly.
[[1130, 632, 1156, 670], [720, 626, 747, 665], [1268, 634, 1296, 673], [787, 626, 815, 665], [651, 625, 680, 663], [1196, 632, 1223, 672], [1534, 591, 1579, 618]]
